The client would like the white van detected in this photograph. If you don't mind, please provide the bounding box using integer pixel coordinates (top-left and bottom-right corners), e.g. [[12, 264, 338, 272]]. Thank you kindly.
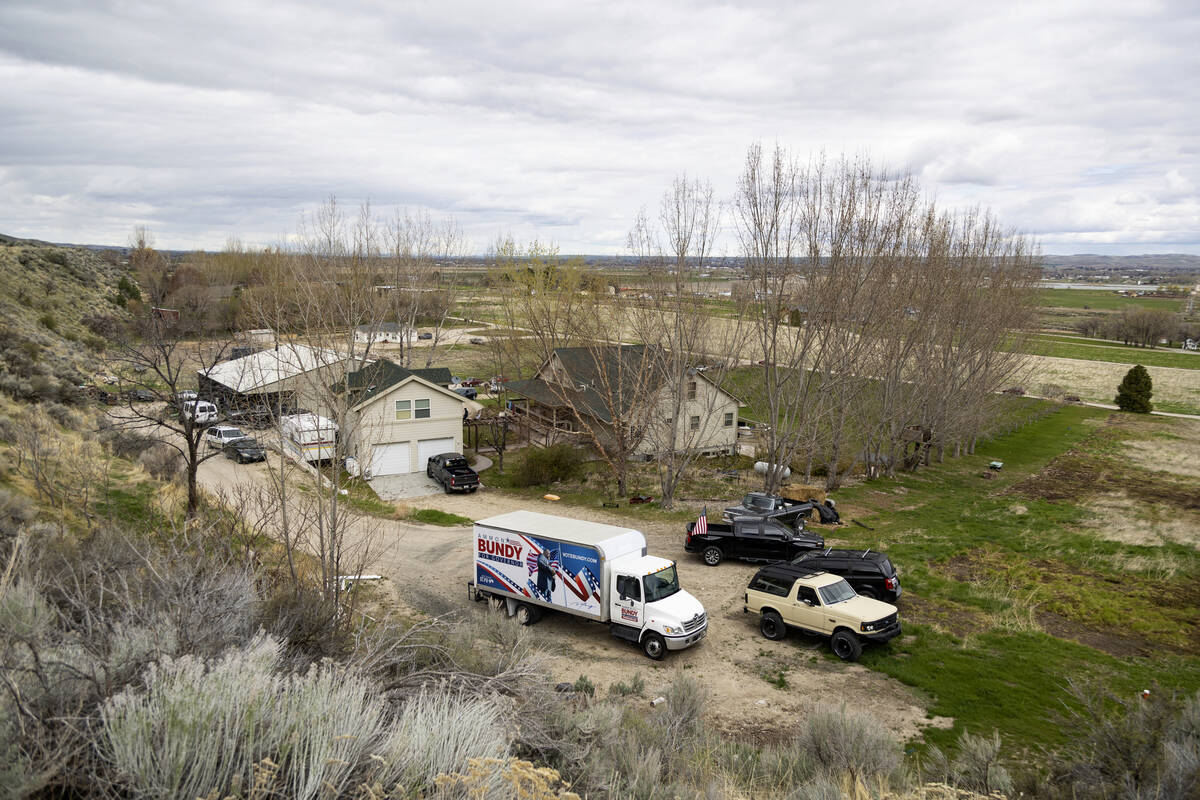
[[182, 400, 218, 425]]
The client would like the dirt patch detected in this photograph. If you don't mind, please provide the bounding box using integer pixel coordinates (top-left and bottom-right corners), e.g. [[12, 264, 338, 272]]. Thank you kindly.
[[198, 458, 954, 745], [1037, 611, 1152, 658]]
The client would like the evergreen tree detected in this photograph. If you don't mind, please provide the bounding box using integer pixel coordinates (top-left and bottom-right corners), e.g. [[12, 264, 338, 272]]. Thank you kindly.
[[1114, 364, 1153, 412]]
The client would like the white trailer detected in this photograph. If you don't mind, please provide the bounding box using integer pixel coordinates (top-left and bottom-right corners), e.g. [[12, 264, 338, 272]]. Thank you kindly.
[[469, 510, 707, 659], [280, 413, 338, 462]]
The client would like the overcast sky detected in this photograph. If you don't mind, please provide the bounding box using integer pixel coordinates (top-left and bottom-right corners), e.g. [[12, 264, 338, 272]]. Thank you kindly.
[[2, 0, 1198, 255]]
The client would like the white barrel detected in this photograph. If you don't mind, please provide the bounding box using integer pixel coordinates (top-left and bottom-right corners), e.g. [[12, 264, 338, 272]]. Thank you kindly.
[[753, 461, 790, 479]]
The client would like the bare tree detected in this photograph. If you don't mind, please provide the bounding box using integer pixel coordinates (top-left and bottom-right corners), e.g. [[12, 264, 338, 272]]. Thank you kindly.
[[380, 209, 465, 368], [732, 143, 829, 493], [627, 175, 739, 509], [244, 196, 388, 618]]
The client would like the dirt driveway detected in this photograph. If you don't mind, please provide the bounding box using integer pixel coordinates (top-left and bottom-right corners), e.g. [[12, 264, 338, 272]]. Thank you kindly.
[[197, 459, 949, 743]]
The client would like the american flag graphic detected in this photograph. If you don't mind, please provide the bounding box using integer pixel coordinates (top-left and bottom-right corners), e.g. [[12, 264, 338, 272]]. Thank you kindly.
[[526, 546, 559, 574], [694, 507, 708, 537]]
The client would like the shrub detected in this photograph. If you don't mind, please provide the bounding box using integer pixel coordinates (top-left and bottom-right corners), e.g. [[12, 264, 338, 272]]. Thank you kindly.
[[793, 704, 901, 785], [38, 313, 58, 332], [609, 673, 646, 697], [924, 730, 1013, 796], [375, 691, 510, 793], [511, 444, 584, 488], [138, 444, 183, 481], [572, 675, 596, 697], [101, 635, 386, 800], [1115, 364, 1153, 412]]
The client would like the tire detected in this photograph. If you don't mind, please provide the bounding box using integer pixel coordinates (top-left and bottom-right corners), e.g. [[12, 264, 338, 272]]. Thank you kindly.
[[831, 629, 862, 661], [641, 632, 666, 660], [760, 611, 787, 641], [858, 588, 877, 601], [515, 603, 542, 626], [702, 546, 723, 566]]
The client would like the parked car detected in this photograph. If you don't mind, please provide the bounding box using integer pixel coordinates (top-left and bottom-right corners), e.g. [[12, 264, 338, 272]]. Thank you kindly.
[[790, 548, 902, 602], [454, 386, 478, 400], [725, 492, 840, 525], [124, 389, 156, 403], [222, 438, 267, 464], [181, 400, 219, 425], [744, 563, 901, 661], [204, 425, 249, 450], [469, 337, 485, 345], [417, 331, 433, 340], [176, 390, 198, 402], [685, 516, 824, 565], [460, 377, 484, 387], [426, 452, 480, 493]]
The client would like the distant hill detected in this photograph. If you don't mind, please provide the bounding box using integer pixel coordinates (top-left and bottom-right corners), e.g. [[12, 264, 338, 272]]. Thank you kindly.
[[1041, 253, 1200, 271], [0, 235, 133, 403]]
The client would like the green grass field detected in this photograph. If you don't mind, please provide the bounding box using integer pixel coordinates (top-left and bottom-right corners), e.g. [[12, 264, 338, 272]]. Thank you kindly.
[[830, 405, 1200, 751], [1024, 335, 1200, 369], [1037, 288, 1186, 312]]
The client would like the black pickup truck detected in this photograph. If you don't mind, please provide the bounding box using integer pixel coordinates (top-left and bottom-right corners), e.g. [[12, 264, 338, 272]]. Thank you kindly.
[[685, 516, 824, 566], [426, 453, 480, 493], [724, 492, 841, 525]]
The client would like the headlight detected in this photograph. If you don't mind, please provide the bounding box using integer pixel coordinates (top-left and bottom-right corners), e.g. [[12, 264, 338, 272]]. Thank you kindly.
[[861, 622, 876, 632], [662, 625, 683, 635]]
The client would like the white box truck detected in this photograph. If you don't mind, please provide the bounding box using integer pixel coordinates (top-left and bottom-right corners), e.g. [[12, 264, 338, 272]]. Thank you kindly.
[[468, 510, 708, 660]]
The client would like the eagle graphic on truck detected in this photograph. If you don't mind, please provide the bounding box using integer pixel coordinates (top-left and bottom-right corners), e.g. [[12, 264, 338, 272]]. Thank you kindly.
[[469, 511, 707, 660]]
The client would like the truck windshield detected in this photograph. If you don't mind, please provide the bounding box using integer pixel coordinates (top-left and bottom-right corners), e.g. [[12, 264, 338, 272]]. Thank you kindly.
[[746, 495, 773, 510], [818, 579, 857, 605], [643, 564, 680, 603], [445, 459, 468, 468]]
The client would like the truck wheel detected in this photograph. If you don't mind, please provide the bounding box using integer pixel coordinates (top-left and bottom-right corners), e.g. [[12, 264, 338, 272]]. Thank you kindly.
[[702, 546, 723, 566], [444, 483, 453, 494], [641, 632, 666, 660], [760, 611, 786, 641], [831, 629, 862, 661], [515, 603, 542, 626]]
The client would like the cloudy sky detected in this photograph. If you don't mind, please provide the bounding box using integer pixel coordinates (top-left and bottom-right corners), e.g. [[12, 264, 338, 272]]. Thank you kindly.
[[1, 0, 1198, 254]]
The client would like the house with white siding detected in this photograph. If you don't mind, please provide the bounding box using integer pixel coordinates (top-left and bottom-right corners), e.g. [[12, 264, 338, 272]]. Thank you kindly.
[[337, 360, 465, 477]]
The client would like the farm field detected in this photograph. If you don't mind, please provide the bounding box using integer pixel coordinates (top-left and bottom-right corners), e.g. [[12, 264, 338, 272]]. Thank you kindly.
[[1024, 355, 1200, 415], [1023, 335, 1200, 370], [1037, 288, 1186, 312]]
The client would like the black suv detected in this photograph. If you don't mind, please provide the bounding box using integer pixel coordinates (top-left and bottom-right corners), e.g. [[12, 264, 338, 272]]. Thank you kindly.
[[790, 548, 901, 602]]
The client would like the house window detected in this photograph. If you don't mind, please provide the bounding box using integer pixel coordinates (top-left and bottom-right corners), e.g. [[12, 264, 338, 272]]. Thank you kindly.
[[395, 400, 411, 420], [689, 415, 700, 431], [687, 381, 697, 400], [724, 412, 734, 427], [415, 399, 430, 419]]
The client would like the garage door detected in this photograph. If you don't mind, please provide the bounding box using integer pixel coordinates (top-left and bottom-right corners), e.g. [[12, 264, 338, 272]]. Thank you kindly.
[[417, 437, 456, 470], [370, 442, 412, 476]]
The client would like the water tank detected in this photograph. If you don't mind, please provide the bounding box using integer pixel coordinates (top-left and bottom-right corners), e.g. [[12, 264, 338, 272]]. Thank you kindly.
[[753, 461, 791, 479]]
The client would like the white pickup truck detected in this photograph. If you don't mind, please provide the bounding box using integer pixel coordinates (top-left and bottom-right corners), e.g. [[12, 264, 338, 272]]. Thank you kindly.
[[469, 510, 708, 659]]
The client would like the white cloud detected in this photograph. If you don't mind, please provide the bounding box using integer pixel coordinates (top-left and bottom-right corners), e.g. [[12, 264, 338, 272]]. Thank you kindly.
[[0, 0, 1197, 253]]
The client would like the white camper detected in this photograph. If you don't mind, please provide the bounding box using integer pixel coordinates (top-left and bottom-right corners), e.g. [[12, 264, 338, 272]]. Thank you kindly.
[[280, 413, 338, 462], [469, 510, 707, 659]]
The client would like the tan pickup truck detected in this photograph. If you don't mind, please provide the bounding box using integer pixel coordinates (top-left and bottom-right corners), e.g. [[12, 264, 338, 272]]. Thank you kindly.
[[743, 562, 901, 661]]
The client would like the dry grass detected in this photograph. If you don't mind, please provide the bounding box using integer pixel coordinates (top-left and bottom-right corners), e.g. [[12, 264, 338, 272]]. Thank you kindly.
[[1024, 355, 1200, 414], [1123, 419, 1200, 479], [1083, 492, 1200, 548]]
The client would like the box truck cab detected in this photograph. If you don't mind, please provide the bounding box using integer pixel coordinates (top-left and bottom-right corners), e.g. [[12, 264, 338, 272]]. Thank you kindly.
[[469, 511, 707, 660]]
